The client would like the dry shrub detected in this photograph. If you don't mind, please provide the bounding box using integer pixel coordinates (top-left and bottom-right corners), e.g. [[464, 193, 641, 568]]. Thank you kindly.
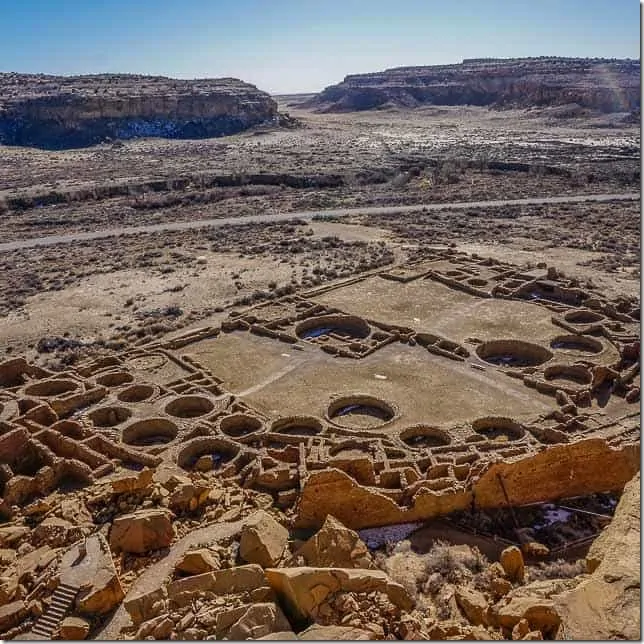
[[376, 539, 488, 605], [527, 558, 586, 582]]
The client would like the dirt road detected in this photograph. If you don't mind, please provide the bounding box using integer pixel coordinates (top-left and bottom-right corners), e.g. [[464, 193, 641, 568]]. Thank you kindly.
[[0, 192, 638, 252]]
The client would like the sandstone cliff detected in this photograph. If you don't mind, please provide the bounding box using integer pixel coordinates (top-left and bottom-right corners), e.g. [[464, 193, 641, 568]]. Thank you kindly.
[[309, 57, 640, 114], [554, 471, 640, 640], [0, 73, 278, 149]]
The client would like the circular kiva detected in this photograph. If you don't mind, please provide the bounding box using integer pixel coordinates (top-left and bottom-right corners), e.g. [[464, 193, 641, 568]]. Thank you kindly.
[[117, 384, 156, 403], [475, 339, 553, 367], [89, 406, 132, 427], [219, 413, 264, 438], [471, 417, 525, 441], [176, 437, 239, 471], [95, 371, 134, 387], [563, 309, 605, 324], [327, 394, 397, 429], [550, 334, 603, 354], [270, 416, 324, 436], [121, 418, 178, 447], [295, 314, 370, 341], [544, 364, 592, 387], [23, 379, 79, 398], [164, 395, 215, 419], [400, 425, 451, 449]]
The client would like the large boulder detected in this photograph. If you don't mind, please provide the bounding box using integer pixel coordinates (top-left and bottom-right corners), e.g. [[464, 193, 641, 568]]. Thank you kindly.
[[109, 508, 174, 554], [239, 510, 288, 568], [500, 546, 524, 584], [60, 535, 125, 616], [264, 567, 413, 624], [292, 514, 374, 569], [555, 472, 641, 640]]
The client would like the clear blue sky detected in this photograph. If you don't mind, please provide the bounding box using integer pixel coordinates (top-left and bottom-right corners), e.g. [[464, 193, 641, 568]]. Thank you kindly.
[[1, 0, 639, 94]]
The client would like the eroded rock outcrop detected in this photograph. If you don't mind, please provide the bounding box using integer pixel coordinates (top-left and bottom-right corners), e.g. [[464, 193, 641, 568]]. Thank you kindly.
[[0, 73, 278, 149], [555, 471, 640, 640], [310, 57, 640, 114]]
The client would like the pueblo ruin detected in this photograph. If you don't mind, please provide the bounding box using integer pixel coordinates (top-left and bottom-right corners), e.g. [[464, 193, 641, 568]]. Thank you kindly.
[[0, 57, 640, 641]]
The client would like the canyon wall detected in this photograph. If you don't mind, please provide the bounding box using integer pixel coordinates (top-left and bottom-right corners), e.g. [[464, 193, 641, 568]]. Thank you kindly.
[[0, 74, 278, 149]]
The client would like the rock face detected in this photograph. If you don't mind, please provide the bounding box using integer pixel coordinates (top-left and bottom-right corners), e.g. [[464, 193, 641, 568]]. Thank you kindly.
[[0, 73, 278, 149], [309, 57, 640, 114], [555, 471, 640, 640]]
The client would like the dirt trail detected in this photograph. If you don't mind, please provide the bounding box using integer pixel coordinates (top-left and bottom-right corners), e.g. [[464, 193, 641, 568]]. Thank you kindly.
[[0, 192, 637, 252]]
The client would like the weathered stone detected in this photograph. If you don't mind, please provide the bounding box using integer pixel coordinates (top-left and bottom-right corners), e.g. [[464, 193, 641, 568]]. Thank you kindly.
[[298, 623, 374, 639], [455, 586, 489, 625], [491, 577, 513, 599], [124, 587, 167, 626], [34, 517, 83, 547], [512, 618, 531, 640], [224, 602, 291, 640], [0, 526, 29, 548], [256, 630, 299, 640], [239, 510, 288, 568], [521, 630, 544, 640], [500, 546, 525, 583], [265, 566, 413, 624], [109, 508, 174, 554], [152, 617, 174, 639], [0, 600, 27, 632], [167, 564, 267, 603], [0, 574, 19, 604], [109, 468, 154, 494], [293, 514, 374, 569], [175, 548, 220, 576], [60, 536, 125, 616], [521, 541, 550, 559], [59, 616, 91, 640], [555, 472, 640, 640], [491, 597, 560, 636]]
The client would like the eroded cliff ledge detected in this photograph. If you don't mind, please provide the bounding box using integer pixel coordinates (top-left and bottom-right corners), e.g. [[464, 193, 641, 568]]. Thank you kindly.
[[0, 73, 278, 149], [309, 57, 640, 113]]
